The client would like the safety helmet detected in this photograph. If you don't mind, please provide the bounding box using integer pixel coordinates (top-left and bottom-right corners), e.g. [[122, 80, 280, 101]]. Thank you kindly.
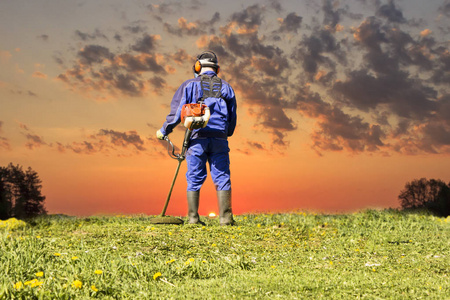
[[193, 50, 220, 75]]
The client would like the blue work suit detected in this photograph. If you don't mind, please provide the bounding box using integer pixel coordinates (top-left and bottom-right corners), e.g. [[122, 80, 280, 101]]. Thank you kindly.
[[159, 71, 237, 192]]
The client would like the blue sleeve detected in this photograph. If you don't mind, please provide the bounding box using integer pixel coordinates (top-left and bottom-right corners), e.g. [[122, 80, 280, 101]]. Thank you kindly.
[[160, 81, 190, 135], [226, 86, 237, 137]]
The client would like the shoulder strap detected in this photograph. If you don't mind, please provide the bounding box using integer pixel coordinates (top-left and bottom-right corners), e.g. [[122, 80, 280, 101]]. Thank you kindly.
[[199, 74, 222, 104]]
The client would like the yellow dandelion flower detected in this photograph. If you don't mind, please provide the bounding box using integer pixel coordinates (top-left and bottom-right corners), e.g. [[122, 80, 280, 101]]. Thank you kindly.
[[36, 236, 41, 239], [211, 243, 217, 247], [72, 256, 78, 260], [165, 259, 176, 264], [271, 265, 276, 268], [257, 224, 261, 227], [35, 271, 44, 277], [91, 285, 98, 292], [94, 270, 103, 275], [168, 232, 172, 235], [72, 280, 82, 289], [153, 272, 162, 280], [24, 279, 43, 288], [54, 252, 61, 256], [13, 281, 23, 290]]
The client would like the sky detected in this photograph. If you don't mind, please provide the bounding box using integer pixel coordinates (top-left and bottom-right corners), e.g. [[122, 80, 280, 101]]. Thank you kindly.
[[1, 0, 449, 217]]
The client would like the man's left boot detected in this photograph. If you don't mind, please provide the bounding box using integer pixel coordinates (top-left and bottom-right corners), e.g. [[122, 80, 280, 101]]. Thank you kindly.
[[217, 190, 235, 226], [187, 191, 205, 225]]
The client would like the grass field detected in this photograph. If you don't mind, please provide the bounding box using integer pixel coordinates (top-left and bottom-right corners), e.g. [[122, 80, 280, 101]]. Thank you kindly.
[[1, 210, 449, 299]]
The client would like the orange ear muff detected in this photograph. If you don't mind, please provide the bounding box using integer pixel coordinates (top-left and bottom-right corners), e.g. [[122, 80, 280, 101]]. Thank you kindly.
[[194, 60, 202, 73]]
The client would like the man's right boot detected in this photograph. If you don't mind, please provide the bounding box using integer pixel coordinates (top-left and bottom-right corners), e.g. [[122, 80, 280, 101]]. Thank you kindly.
[[187, 191, 205, 225]]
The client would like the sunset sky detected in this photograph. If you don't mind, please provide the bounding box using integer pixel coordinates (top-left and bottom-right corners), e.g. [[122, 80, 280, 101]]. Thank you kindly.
[[1, 0, 449, 217]]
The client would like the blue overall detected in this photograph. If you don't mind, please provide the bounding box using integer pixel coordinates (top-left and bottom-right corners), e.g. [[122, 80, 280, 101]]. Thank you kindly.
[[159, 71, 237, 191]]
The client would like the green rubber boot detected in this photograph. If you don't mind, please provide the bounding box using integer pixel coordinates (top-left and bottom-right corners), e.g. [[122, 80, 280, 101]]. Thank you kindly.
[[217, 190, 235, 226], [187, 191, 205, 225]]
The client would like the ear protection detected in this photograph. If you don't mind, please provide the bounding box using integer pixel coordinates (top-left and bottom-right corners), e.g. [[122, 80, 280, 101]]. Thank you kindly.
[[194, 60, 202, 74]]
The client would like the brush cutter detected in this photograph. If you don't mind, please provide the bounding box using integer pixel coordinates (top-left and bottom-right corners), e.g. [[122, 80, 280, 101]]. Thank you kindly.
[[149, 104, 210, 225]]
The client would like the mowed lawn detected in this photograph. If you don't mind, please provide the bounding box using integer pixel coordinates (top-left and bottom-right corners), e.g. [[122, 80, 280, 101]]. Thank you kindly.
[[1, 210, 449, 299]]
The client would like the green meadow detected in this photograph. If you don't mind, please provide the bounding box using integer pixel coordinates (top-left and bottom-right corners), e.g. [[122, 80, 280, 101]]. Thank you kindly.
[[1, 210, 449, 299]]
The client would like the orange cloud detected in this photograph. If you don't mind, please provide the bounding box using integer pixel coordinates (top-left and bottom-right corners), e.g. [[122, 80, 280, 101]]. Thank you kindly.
[[33, 71, 47, 79], [420, 29, 432, 37]]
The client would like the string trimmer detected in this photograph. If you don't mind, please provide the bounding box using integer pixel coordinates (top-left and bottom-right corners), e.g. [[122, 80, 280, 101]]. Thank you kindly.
[[149, 103, 210, 224]]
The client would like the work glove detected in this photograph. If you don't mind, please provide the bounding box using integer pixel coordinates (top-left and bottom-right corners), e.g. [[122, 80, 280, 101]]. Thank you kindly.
[[156, 129, 165, 140]]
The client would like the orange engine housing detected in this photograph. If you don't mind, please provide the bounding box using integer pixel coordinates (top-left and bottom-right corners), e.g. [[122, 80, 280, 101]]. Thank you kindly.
[[181, 103, 208, 124]]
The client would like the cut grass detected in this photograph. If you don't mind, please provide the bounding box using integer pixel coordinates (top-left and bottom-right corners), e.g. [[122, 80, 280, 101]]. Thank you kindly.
[[0, 210, 449, 299]]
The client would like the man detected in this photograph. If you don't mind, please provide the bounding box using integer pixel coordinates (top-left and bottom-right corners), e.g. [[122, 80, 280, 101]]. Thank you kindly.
[[156, 51, 237, 225]]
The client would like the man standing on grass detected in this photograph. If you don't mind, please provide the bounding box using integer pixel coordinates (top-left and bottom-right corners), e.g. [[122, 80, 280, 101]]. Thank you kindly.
[[156, 51, 237, 226]]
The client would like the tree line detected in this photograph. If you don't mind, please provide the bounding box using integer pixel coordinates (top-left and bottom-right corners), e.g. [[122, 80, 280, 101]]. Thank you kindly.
[[0, 163, 47, 220], [398, 178, 450, 217]]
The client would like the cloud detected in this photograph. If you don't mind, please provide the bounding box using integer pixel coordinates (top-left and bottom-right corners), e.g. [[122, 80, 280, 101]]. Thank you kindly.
[[19, 123, 48, 150], [277, 12, 302, 33], [55, 1, 450, 156], [439, 0, 450, 18], [131, 34, 160, 54], [58, 35, 168, 97], [37, 34, 49, 41], [78, 45, 114, 65], [376, 0, 406, 23], [0, 121, 11, 150], [75, 29, 108, 41], [58, 129, 153, 156], [32, 71, 47, 79]]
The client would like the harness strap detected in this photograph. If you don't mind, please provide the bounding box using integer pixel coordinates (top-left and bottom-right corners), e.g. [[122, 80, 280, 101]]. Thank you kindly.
[[199, 74, 222, 104]]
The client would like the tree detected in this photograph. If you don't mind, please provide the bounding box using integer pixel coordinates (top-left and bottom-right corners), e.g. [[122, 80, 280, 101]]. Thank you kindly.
[[0, 163, 47, 219], [398, 178, 450, 217]]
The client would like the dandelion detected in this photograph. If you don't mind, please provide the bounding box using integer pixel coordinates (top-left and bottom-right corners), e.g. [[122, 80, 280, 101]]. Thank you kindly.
[[72, 256, 78, 261], [91, 285, 98, 292], [13, 282, 23, 290], [54, 252, 61, 256], [168, 232, 172, 236], [153, 272, 162, 280], [211, 243, 217, 247], [72, 280, 82, 289], [94, 270, 103, 275], [271, 265, 276, 268], [257, 224, 261, 228], [35, 271, 44, 277], [24, 279, 43, 288], [165, 259, 176, 264]]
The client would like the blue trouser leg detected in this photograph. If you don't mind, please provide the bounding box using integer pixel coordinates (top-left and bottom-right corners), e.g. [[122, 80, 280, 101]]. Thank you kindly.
[[186, 139, 208, 191], [208, 139, 231, 191], [186, 138, 231, 191]]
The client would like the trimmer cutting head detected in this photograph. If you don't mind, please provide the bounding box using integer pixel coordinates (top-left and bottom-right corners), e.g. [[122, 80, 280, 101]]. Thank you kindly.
[[149, 215, 184, 225]]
